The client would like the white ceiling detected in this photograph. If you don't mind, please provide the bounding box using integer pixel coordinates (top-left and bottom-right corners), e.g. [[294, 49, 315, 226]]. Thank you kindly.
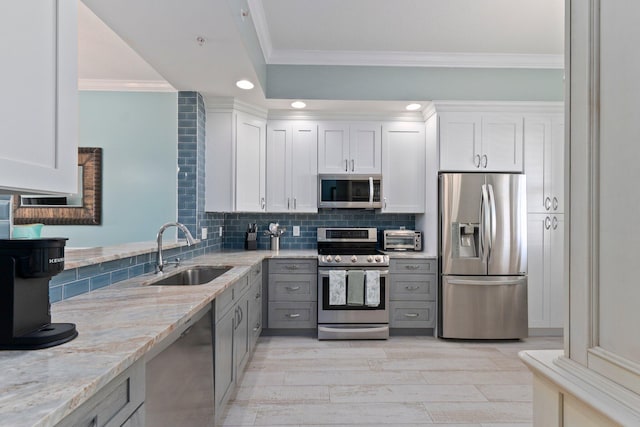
[[79, 0, 564, 112]]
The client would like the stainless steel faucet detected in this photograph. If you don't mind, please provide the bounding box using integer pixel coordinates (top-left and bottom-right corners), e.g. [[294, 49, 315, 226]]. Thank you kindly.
[[156, 222, 196, 273]]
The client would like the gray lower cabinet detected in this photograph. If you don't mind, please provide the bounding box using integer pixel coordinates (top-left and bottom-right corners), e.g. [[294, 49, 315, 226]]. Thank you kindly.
[[267, 259, 317, 329], [214, 267, 261, 424], [56, 360, 145, 427], [389, 258, 437, 329]]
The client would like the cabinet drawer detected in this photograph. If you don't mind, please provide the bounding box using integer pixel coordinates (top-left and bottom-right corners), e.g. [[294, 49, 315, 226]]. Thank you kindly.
[[215, 275, 250, 320], [390, 258, 436, 274], [389, 301, 436, 328], [268, 274, 317, 301], [268, 302, 317, 329], [57, 360, 144, 427], [269, 259, 317, 274], [390, 274, 436, 301]]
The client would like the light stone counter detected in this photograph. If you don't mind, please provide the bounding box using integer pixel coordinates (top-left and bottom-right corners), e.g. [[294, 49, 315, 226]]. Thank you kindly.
[[0, 249, 316, 427]]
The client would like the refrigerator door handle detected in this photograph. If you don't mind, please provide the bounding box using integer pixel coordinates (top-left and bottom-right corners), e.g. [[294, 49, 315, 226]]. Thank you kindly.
[[447, 277, 527, 286], [487, 184, 497, 252], [480, 184, 490, 262]]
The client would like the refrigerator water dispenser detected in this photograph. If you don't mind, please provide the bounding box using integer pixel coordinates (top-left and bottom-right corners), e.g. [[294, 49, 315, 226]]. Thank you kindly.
[[452, 223, 479, 258]]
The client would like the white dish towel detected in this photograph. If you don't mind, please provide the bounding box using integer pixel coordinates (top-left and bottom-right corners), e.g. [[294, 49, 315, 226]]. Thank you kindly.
[[365, 270, 381, 307], [329, 270, 346, 305]]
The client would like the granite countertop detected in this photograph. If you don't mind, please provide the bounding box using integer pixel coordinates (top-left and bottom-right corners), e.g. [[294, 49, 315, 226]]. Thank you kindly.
[[0, 249, 316, 427]]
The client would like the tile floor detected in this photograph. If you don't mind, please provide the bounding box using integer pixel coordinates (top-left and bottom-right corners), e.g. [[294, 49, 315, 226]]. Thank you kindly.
[[219, 335, 562, 426]]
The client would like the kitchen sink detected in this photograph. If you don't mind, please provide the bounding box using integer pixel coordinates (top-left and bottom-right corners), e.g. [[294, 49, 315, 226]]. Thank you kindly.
[[151, 266, 233, 286]]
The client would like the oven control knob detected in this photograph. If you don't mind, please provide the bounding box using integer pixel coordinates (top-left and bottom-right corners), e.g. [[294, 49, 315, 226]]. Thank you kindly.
[[334, 255, 342, 263], [367, 256, 374, 263], [351, 255, 358, 263], [374, 256, 382, 263], [326, 255, 332, 263]]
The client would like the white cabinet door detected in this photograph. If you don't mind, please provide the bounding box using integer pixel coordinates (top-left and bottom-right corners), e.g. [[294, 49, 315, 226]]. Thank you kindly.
[[439, 112, 482, 171], [548, 214, 564, 327], [527, 213, 565, 328], [381, 122, 425, 213], [266, 122, 289, 212], [481, 114, 523, 172], [349, 122, 381, 174], [524, 115, 565, 214], [266, 122, 317, 213], [236, 113, 266, 212], [290, 123, 318, 212], [318, 122, 381, 174], [318, 123, 349, 173], [0, 1, 78, 194], [549, 117, 565, 214], [525, 116, 552, 213]]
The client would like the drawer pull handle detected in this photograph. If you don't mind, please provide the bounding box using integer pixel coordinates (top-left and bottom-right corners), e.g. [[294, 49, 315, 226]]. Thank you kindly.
[[286, 313, 301, 318], [404, 313, 420, 318], [285, 265, 299, 270], [255, 292, 261, 299], [405, 285, 420, 291], [405, 265, 420, 270], [285, 286, 301, 291]]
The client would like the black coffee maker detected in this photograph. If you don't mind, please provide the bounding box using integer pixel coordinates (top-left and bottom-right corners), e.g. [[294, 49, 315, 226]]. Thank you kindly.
[[0, 238, 77, 350]]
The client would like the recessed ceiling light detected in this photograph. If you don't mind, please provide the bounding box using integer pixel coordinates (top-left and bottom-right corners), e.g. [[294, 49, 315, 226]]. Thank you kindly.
[[406, 103, 422, 111], [291, 101, 306, 109], [236, 80, 254, 90]]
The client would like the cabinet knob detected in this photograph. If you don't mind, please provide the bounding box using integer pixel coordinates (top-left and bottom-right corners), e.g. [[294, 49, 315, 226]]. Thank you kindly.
[[481, 154, 488, 168], [285, 285, 301, 291], [351, 159, 355, 172], [474, 154, 481, 168], [552, 216, 558, 230], [403, 313, 420, 318], [405, 285, 420, 291], [286, 313, 301, 318], [345, 159, 348, 172], [553, 197, 559, 211], [545, 216, 551, 230], [545, 197, 551, 210]]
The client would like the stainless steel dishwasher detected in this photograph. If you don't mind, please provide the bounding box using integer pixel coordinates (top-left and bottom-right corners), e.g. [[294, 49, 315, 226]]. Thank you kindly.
[[145, 306, 215, 426]]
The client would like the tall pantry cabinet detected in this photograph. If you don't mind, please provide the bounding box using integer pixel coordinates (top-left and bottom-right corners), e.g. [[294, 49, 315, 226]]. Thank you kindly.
[[0, 1, 78, 194], [524, 114, 565, 329]]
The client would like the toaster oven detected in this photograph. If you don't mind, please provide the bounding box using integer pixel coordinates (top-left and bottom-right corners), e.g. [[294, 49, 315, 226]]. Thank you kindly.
[[383, 229, 422, 251]]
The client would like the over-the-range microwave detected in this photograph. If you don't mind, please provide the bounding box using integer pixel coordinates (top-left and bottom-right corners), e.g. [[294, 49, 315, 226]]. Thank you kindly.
[[318, 175, 382, 209]]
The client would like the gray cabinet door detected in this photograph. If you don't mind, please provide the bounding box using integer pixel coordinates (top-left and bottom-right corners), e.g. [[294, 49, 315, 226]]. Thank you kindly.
[[214, 306, 235, 411], [234, 295, 251, 376], [248, 278, 262, 353]]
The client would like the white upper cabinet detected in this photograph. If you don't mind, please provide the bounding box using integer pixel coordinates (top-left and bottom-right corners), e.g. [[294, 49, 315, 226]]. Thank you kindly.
[[0, 1, 78, 194], [439, 112, 523, 172], [235, 113, 267, 212], [205, 110, 266, 212], [381, 122, 426, 213], [318, 122, 381, 174], [524, 115, 564, 214], [481, 114, 524, 172], [438, 113, 482, 172], [266, 121, 318, 213]]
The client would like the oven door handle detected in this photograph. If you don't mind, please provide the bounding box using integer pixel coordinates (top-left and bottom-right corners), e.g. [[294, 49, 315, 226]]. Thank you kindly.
[[318, 269, 389, 277]]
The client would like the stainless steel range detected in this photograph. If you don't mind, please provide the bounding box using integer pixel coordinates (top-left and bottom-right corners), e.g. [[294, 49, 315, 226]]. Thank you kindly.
[[317, 227, 390, 340]]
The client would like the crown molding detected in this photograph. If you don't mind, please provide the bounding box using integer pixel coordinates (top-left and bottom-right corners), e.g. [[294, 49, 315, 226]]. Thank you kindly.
[[266, 49, 564, 69], [78, 79, 176, 92], [247, 0, 272, 62], [267, 109, 425, 122], [426, 100, 565, 114], [204, 96, 268, 119]]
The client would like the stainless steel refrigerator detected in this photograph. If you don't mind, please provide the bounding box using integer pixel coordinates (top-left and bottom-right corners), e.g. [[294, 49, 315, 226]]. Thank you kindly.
[[438, 173, 528, 339]]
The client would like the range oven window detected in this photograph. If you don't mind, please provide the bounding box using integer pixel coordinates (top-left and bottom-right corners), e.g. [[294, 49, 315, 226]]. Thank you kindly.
[[319, 273, 387, 311]]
